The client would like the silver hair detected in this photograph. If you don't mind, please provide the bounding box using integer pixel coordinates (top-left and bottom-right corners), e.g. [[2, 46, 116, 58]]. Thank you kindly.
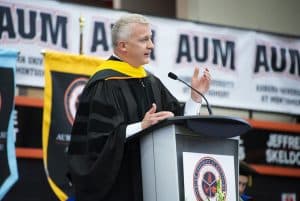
[[111, 14, 149, 49]]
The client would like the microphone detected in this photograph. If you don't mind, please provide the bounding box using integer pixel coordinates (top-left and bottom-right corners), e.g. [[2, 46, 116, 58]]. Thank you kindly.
[[168, 72, 213, 115]]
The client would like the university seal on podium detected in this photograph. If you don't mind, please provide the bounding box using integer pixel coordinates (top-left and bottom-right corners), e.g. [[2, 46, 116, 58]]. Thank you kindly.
[[193, 156, 227, 201]]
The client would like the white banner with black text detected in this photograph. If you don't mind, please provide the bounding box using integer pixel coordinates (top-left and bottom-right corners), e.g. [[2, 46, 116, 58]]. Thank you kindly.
[[1, 0, 299, 114]]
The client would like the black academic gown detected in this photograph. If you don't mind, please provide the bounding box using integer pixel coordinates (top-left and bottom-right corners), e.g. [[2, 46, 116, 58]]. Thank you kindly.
[[68, 57, 184, 201]]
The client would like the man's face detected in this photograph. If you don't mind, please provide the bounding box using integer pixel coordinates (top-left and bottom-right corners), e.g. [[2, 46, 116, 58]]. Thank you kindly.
[[239, 175, 248, 195], [123, 23, 154, 67]]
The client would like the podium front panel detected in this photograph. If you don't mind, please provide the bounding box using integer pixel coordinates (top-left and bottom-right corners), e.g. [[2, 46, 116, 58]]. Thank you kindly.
[[176, 127, 239, 201], [140, 124, 239, 201]]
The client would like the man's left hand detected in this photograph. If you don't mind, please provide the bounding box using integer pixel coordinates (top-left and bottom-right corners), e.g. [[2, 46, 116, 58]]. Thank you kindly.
[[191, 67, 211, 102]]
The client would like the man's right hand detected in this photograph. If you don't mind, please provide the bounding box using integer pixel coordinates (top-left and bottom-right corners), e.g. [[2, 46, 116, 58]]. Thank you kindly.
[[141, 103, 174, 129]]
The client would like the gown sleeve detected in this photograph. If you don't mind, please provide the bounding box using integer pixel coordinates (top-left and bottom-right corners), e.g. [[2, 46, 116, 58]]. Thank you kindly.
[[68, 80, 127, 201]]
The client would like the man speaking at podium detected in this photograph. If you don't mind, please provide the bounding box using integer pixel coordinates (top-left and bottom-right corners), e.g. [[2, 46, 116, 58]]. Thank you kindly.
[[68, 13, 211, 201]]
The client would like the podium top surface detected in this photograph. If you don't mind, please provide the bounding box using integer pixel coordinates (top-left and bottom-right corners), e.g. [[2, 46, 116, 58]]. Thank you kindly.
[[130, 115, 252, 140]]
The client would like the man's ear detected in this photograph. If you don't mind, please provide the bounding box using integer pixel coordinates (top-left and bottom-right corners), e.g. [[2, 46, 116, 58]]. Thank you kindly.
[[118, 41, 127, 52]]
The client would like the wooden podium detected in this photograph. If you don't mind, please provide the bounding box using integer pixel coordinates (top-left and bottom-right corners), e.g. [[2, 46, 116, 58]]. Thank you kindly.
[[132, 116, 251, 201]]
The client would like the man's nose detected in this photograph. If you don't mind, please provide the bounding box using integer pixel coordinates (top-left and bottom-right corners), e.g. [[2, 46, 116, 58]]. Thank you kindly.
[[148, 39, 154, 49]]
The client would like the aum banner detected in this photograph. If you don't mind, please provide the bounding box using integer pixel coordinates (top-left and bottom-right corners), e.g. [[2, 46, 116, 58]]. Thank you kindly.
[[43, 51, 103, 200], [1, 0, 300, 114], [0, 48, 18, 200]]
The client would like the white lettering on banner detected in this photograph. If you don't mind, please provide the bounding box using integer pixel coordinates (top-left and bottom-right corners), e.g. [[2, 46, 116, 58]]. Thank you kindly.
[[265, 133, 300, 166], [13, 109, 19, 140], [0, 132, 7, 151], [267, 134, 300, 150], [266, 149, 300, 166], [56, 133, 71, 144], [56, 133, 71, 153]]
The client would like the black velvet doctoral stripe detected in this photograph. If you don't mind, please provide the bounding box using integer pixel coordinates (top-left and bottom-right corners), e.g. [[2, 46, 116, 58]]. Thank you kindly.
[[75, 115, 88, 122], [90, 101, 116, 118], [87, 136, 107, 153], [88, 118, 114, 133]]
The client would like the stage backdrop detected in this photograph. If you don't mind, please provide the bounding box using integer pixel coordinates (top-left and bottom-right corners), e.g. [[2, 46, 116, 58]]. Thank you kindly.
[[0, 48, 18, 200], [43, 51, 103, 200], [1, 0, 300, 115]]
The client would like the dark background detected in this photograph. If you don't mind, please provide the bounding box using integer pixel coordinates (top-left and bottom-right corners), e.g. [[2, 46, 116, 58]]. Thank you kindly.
[[4, 104, 299, 201]]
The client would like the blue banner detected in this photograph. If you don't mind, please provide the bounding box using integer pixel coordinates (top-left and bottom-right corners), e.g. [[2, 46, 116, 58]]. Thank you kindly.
[[0, 48, 18, 200]]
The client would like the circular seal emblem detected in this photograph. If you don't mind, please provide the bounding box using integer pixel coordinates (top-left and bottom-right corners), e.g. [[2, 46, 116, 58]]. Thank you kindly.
[[64, 77, 88, 125], [193, 156, 227, 201]]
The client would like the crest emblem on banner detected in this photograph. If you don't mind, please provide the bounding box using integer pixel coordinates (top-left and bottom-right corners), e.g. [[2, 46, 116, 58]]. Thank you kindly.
[[193, 157, 227, 201], [64, 77, 88, 125]]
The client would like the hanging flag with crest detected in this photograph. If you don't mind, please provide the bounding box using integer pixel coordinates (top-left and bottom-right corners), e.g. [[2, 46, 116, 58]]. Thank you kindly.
[[43, 51, 103, 200]]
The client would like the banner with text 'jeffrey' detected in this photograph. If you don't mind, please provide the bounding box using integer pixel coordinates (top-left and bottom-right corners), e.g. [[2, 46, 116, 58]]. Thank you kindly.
[[0, 48, 18, 200], [43, 51, 103, 200]]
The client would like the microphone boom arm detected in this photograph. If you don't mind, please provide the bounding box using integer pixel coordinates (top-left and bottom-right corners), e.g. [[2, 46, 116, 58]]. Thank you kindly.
[[168, 72, 213, 115]]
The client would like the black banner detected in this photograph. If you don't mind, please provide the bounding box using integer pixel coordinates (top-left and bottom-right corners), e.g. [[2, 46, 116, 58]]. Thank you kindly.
[[47, 71, 88, 196], [241, 129, 300, 168], [0, 67, 14, 193]]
